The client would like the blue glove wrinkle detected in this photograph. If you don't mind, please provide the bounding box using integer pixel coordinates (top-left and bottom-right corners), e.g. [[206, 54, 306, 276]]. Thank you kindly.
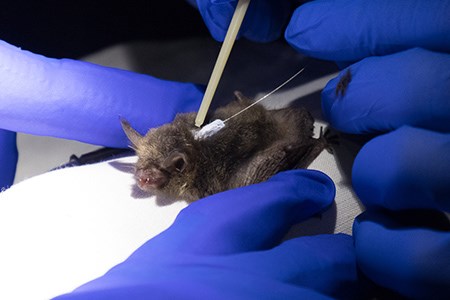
[[352, 126, 450, 212], [353, 210, 450, 299], [321, 48, 450, 134], [150, 170, 335, 255], [214, 234, 359, 299], [0, 40, 203, 148], [285, 0, 450, 61], [0, 129, 17, 190]]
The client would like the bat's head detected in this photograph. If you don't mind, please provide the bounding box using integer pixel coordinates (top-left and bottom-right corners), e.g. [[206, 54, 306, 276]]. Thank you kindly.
[[121, 118, 195, 197]]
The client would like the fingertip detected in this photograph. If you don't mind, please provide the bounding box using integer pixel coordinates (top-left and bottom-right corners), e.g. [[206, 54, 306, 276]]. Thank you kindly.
[[184, 169, 336, 229], [171, 170, 337, 254], [321, 69, 352, 131], [285, 1, 366, 61], [269, 169, 336, 211], [197, 0, 237, 42], [199, 0, 290, 43], [278, 233, 359, 299], [353, 210, 450, 298], [321, 49, 450, 134], [286, 0, 450, 61], [321, 66, 374, 134], [352, 127, 450, 212], [285, 3, 321, 56]]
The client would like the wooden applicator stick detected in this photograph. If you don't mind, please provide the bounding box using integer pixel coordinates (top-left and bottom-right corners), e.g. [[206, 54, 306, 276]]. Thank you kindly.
[[195, 0, 252, 128]]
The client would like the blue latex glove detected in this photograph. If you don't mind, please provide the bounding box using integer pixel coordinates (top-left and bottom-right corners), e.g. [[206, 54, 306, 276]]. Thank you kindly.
[[321, 48, 450, 134], [352, 127, 450, 299], [0, 40, 204, 148], [286, 0, 450, 63], [0, 40, 203, 184], [0, 129, 17, 190], [186, 0, 295, 42], [53, 170, 362, 299], [353, 206, 450, 299], [286, 0, 450, 298]]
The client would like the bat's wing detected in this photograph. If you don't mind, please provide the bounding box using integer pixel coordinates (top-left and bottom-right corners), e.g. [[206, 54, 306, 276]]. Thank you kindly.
[[230, 137, 328, 187]]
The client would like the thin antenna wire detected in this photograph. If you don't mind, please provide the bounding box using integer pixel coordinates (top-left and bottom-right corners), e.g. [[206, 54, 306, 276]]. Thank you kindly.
[[223, 67, 305, 123]]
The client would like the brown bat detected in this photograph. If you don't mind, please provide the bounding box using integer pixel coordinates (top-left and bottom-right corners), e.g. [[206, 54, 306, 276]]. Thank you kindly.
[[121, 91, 330, 202]]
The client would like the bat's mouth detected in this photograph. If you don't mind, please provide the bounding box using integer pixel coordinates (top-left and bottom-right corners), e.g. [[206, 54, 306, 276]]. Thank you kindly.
[[135, 168, 168, 190]]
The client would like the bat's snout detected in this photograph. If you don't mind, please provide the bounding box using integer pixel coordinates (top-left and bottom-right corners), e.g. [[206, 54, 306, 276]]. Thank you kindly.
[[135, 168, 168, 191]]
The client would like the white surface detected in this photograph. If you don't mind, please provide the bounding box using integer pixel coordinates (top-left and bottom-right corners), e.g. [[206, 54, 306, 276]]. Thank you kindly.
[[0, 156, 188, 299], [15, 133, 101, 183]]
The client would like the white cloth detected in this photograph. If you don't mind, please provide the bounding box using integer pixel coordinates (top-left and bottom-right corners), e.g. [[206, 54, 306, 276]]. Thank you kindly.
[[0, 157, 186, 299]]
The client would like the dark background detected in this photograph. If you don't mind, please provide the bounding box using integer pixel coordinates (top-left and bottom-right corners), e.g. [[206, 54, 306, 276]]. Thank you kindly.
[[0, 0, 209, 58]]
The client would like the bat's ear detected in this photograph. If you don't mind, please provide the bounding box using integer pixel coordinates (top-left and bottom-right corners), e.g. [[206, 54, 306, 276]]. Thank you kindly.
[[162, 151, 188, 173], [120, 118, 142, 148], [234, 91, 252, 104], [234, 91, 251, 102]]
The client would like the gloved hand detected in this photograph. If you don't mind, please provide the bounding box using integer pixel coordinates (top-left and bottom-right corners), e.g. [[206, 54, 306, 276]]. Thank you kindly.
[[186, 0, 296, 42], [0, 129, 17, 190], [0, 40, 204, 148], [0, 40, 203, 185], [285, 0, 450, 298], [53, 170, 362, 299], [285, 0, 450, 64]]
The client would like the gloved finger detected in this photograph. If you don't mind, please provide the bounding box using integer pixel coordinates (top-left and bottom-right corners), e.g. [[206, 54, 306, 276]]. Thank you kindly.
[[214, 234, 361, 299], [321, 48, 450, 134], [285, 0, 450, 62], [353, 210, 450, 299], [0, 40, 203, 148], [0, 129, 17, 190], [352, 126, 450, 212], [54, 261, 333, 300], [188, 0, 293, 42], [54, 281, 332, 300], [150, 169, 335, 255]]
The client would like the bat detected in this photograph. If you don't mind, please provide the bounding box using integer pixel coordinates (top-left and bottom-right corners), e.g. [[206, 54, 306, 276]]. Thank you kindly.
[[121, 91, 331, 202]]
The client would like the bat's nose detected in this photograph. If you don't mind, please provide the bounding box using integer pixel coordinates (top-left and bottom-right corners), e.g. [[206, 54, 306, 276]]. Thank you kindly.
[[135, 168, 168, 190]]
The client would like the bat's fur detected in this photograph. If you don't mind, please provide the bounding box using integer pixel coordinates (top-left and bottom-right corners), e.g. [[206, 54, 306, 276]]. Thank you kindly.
[[122, 91, 330, 202]]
